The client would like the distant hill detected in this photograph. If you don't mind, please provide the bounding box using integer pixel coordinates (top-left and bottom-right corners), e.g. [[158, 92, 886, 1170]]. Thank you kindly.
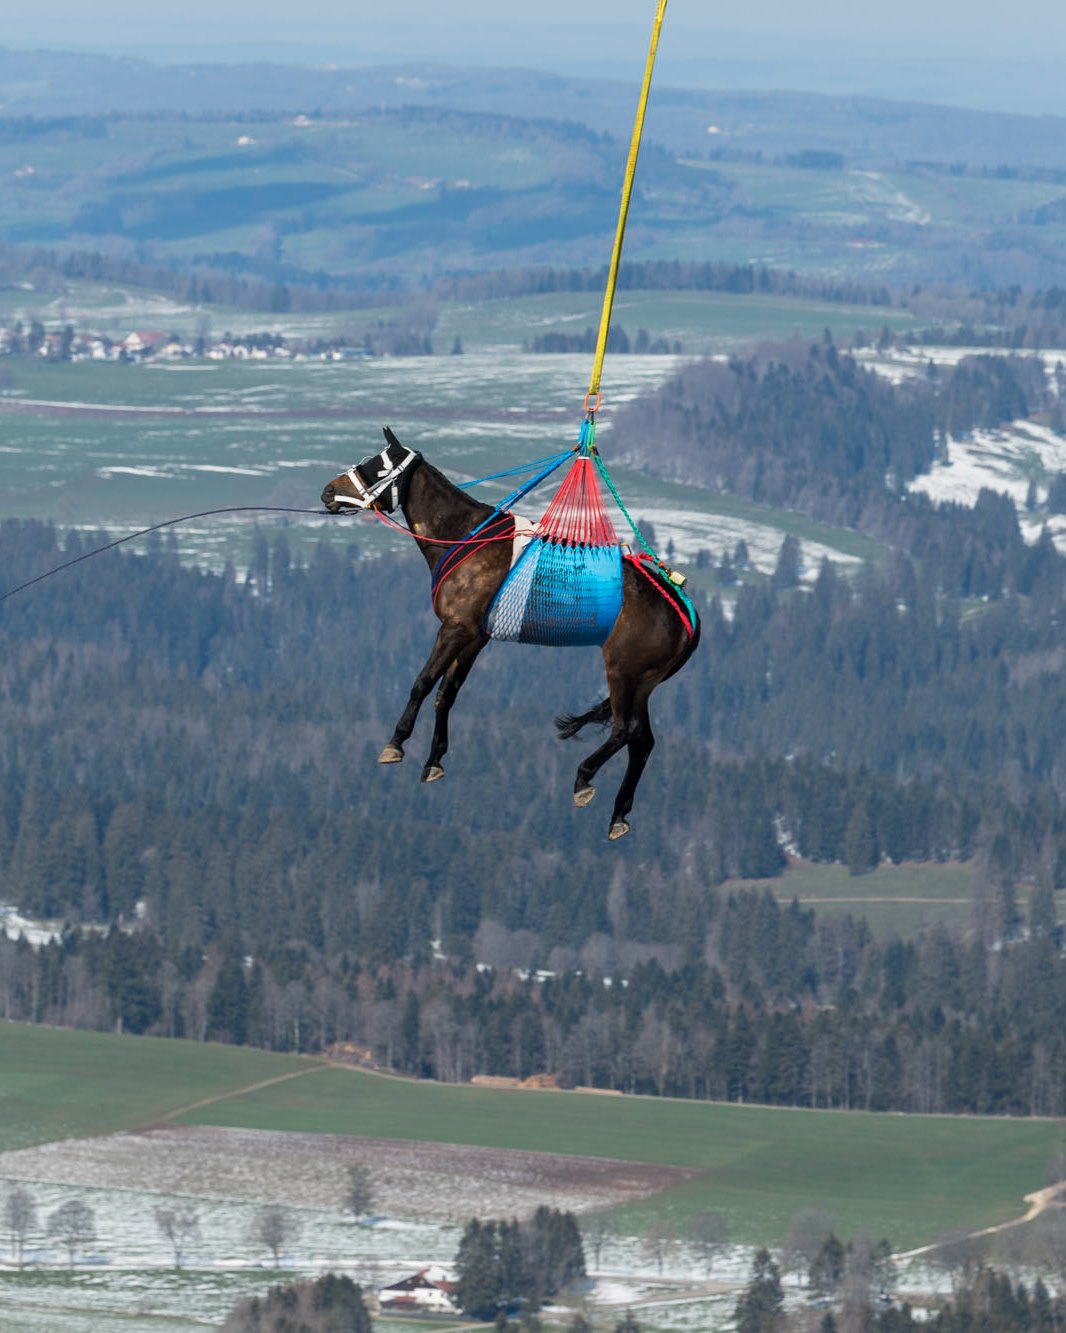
[[2, 101, 1066, 292], [4, 47, 1066, 171], [3, 49, 1066, 291]]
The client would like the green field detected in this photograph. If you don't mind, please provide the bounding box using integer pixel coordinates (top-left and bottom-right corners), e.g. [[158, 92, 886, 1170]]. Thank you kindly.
[[745, 859, 979, 937], [1, 1021, 1058, 1251], [435, 288, 917, 354], [0, 268, 918, 353], [0, 1020, 310, 1152], [734, 858, 1065, 938], [178, 1066, 1059, 1249]]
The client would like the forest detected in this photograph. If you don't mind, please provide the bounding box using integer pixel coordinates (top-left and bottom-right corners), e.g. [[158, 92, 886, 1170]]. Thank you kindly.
[[4, 339, 1066, 1112]]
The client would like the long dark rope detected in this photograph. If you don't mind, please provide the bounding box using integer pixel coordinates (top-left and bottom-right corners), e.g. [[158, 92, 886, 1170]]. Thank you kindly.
[[0, 506, 341, 605], [0, 444, 582, 605]]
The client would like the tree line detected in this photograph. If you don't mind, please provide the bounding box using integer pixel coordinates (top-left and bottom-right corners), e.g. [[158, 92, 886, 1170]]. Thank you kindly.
[[1, 1182, 314, 1271], [3, 508, 1066, 1110], [2, 330, 1066, 1107], [734, 1254, 1066, 1331]]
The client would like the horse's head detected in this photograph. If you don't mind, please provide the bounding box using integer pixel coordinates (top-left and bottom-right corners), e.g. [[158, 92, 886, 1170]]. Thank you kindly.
[[321, 427, 422, 514]]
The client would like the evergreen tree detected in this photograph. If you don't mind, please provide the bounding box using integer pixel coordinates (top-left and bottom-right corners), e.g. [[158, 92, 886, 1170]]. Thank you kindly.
[[809, 1231, 847, 1295], [734, 1248, 784, 1332], [206, 954, 250, 1044], [771, 535, 802, 592], [844, 801, 878, 876], [456, 1219, 510, 1319]]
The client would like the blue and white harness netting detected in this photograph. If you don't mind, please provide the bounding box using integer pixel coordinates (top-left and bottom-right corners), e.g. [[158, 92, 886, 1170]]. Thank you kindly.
[[486, 452, 623, 647]]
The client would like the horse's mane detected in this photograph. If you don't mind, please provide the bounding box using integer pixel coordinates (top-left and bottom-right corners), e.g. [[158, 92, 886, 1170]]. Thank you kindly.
[[414, 457, 497, 525]]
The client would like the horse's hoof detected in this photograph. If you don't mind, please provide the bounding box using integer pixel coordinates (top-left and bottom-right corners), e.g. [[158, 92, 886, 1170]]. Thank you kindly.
[[379, 745, 404, 764], [574, 785, 596, 808], [608, 819, 631, 841], [422, 765, 445, 783]]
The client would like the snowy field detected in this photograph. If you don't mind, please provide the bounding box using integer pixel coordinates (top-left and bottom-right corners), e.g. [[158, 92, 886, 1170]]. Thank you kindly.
[[3, 1120, 913, 1330], [0, 1124, 760, 1330], [857, 346, 1066, 553], [906, 417, 1066, 551], [0, 352, 869, 592], [4, 342, 1064, 597]]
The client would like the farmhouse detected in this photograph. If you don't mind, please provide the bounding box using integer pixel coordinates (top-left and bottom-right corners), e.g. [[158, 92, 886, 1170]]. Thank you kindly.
[[123, 330, 169, 358], [378, 1265, 459, 1315]]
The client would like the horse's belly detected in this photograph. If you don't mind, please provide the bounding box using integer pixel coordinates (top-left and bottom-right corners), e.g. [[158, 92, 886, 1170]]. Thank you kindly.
[[486, 535, 624, 647]]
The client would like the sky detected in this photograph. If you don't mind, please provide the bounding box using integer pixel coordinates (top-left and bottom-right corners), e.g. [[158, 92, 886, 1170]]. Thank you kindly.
[[6, 0, 1066, 115]]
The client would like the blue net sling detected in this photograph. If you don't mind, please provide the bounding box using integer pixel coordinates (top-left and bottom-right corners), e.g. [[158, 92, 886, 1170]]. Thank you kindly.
[[485, 426, 623, 647]]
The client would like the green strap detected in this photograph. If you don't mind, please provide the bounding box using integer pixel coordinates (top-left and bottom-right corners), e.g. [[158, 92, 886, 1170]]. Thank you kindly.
[[594, 451, 654, 556], [595, 450, 699, 627]]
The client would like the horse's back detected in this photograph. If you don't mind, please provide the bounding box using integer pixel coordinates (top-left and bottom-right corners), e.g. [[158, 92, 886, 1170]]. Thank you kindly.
[[606, 557, 699, 681]]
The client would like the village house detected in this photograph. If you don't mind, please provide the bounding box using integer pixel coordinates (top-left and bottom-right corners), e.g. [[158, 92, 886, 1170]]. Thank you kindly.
[[123, 330, 169, 358], [378, 1265, 459, 1316]]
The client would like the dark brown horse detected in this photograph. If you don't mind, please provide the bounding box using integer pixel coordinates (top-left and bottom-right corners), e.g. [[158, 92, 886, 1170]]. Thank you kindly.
[[321, 427, 699, 839]]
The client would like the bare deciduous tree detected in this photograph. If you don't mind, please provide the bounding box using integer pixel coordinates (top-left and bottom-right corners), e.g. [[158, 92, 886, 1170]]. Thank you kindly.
[[839, 1233, 893, 1328], [47, 1198, 97, 1267], [249, 1203, 300, 1267], [924, 1228, 986, 1295], [153, 1203, 201, 1268], [781, 1207, 834, 1286], [4, 1185, 38, 1269], [641, 1218, 677, 1275], [581, 1212, 612, 1270], [690, 1208, 729, 1277]]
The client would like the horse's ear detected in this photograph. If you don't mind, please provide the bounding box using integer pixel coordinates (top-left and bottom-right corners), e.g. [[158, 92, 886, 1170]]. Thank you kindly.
[[383, 425, 402, 448]]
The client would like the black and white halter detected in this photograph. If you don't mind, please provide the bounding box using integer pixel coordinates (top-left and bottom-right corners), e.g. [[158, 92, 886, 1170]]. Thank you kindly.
[[339, 434, 422, 513]]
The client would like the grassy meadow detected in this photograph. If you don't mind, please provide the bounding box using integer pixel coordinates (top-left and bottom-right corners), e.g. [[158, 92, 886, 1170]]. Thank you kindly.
[[0, 1020, 1057, 1252], [743, 858, 1066, 939], [434, 288, 917, 353], [178, 1065, 1059, 1249], [750, 860, 979, 937], [0, 1020, 311, 1153]]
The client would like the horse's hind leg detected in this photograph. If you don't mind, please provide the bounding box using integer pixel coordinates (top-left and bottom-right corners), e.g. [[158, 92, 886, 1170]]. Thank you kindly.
[[572, 678, 656, 840], [572, 680, 633, 809], [380, 623, 476, 765], [607, 697, 655, 841], [421, 637, 485, 783]]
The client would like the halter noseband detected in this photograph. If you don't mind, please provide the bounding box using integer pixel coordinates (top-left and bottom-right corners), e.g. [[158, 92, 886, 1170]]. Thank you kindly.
[[340, 442, 422, 513]]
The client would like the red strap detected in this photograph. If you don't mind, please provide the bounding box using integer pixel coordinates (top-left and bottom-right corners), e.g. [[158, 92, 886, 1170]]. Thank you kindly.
[[625, 553, 694, 639]]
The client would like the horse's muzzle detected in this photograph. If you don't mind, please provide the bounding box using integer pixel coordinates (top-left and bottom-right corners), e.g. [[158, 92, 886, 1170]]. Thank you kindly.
[[321, 483, 338, 511]]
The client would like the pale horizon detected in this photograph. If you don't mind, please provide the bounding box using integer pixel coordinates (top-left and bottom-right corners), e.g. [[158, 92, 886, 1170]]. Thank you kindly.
[[5, 0, 1066, 118]]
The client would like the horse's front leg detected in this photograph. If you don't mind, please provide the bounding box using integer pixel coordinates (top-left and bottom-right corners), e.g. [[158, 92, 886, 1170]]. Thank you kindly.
[[379, 623, 473, 766], [421, 636, 486, 782]]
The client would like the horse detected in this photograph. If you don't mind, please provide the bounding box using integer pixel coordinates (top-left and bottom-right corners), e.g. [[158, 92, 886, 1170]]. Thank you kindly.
[[321, 427, 700, 839]]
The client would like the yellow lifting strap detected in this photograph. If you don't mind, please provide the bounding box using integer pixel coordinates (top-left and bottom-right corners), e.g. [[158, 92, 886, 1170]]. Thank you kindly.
[[586, 0, 669, 408]]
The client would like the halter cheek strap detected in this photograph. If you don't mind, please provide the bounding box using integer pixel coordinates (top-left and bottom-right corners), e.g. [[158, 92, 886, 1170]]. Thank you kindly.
[[339, 445, 421, 512]]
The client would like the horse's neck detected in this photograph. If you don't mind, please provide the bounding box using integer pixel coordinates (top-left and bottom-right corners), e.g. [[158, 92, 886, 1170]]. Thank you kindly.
[[403, 461, 493, 569]]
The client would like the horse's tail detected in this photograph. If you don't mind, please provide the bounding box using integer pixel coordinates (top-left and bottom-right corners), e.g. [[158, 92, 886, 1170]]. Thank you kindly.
[[554, 697, 611, 739]]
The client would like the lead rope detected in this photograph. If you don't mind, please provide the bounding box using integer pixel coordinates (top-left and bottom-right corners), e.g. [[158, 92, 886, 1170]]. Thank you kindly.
[[0, 507, 337, 604]]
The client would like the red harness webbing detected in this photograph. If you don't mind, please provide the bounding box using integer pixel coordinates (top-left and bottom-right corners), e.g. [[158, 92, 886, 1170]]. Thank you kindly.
[[625, 552, 696, 640]]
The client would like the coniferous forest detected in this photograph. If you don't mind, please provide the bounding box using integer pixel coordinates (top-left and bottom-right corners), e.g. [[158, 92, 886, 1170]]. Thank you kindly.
[[5, 341, 1066, 1114]]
